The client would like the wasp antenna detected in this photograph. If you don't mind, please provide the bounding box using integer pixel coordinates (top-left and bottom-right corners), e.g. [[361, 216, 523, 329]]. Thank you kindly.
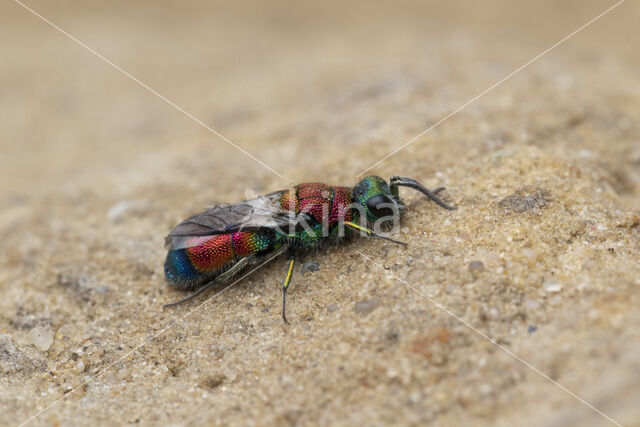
[[395, 178, 457, 210], [163, 280, 217, 308]]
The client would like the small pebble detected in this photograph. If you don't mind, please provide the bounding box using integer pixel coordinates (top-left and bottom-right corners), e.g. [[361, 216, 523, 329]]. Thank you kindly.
[[327, 303, 339, 312], [354, 298, 380, 315], [521, 248, 537, 260], [301, 261, 320, 274], [202, 374, 226, 389], [499, 188, 550, 213], [528, 325, 538, 334], [468, 261, 485, 280], [107, 200, 133, 222], [95, 285, 110, 295], [28, 327, 54, 351], [479, 384, 492, 395], [544, 280, 563, 293]]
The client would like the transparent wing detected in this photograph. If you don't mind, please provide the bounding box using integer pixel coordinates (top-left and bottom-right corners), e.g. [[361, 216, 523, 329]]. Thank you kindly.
[[165, 190, 297, 249]]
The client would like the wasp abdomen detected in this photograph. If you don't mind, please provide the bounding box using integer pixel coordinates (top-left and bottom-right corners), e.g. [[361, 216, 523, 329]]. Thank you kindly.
[[164, 231, 274, 290]]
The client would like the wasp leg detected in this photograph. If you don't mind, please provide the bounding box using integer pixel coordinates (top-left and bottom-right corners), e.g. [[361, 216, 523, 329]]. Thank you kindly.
[[344, 221, 407, 247], [216, 256, 251, 282], [163, 256, 252, 308], [281, 256, 295, 323]]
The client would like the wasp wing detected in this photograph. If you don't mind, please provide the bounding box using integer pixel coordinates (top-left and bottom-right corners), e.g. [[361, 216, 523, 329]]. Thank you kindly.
[[165, 190, 297, 250]]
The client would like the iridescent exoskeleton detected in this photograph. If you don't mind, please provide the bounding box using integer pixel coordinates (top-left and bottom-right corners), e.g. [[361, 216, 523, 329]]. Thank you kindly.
[[164, 176, 455, 322]]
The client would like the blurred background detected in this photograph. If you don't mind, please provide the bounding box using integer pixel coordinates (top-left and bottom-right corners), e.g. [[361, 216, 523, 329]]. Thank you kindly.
[[1, 1, 639, 426], [1, 0, 639, 199]]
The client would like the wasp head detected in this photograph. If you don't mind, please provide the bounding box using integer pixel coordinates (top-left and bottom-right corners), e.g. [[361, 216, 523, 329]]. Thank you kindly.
[[352, 176, 406, 223]]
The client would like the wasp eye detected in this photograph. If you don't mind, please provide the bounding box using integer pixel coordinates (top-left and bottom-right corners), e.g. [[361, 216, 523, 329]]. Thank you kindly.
[[367, 194, 395, 218]]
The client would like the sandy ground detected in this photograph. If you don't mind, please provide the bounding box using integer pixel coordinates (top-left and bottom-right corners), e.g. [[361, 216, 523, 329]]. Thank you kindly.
[[1, 1, 639, 426]]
